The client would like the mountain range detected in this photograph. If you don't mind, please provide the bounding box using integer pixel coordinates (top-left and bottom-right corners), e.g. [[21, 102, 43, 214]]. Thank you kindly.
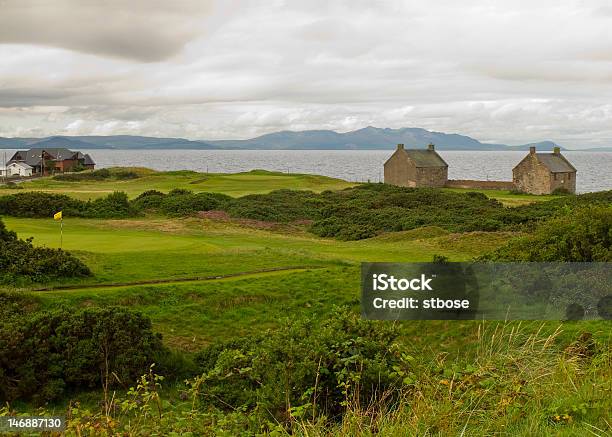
[[0, 127, 583, 151]]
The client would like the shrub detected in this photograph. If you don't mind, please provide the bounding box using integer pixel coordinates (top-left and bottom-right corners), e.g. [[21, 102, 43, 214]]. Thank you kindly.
[[482, 205, 612, 261], [193, 307, 400, 424], [114, 170, 139, 180], [0, 192, 84, 217], [552, 187, 571, 195], [131, 190, 232, 216], [0, 304, 165, 403], [226, 189, 330, 222], [159, 192, 231, 217], [84, 191, 137, 218], [1, 181, 23, 190], [0, 191, 139, 219], [131, 190, 167, 211], [53, 169, 111, 182]]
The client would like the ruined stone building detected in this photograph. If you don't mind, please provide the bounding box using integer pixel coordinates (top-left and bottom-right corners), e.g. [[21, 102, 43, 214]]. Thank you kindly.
[[512, 146, 577, 194], [384, 143, 448, 187]]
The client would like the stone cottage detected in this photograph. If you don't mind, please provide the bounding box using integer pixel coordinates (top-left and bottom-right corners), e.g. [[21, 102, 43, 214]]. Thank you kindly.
[[512, 146, 576, 194], [384, 143, 448, 188]]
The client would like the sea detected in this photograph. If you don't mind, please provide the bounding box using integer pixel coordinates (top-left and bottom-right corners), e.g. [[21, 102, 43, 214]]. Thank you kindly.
[[2, 149, 611, 193]]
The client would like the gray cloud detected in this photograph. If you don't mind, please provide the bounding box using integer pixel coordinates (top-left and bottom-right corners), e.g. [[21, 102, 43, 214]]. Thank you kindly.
[[0, 0, 612, 147], [0, 0, 218, 61]]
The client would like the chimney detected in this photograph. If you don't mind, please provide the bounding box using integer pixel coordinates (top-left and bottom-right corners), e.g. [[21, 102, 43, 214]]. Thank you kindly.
[[397, 144, 404, 150], [529, 146, 536, 155], [553, 146, 560, 155], [427, 143, 435, 151]]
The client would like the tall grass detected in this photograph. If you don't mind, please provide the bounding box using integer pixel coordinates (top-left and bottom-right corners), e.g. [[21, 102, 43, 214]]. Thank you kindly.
[[294, 321, 610, 436]]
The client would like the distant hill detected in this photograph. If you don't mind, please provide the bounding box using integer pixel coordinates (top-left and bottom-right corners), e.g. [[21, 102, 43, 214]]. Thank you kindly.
[[505, 141, 568, 151], [68, 135, 219, 149], [208, 127, 504, 150], [0, 127, 579, 151]]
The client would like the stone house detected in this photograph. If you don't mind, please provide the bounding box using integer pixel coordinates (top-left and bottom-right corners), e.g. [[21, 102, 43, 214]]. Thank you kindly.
[[512, 146, 577, 194], [384, 143, 448, 187]]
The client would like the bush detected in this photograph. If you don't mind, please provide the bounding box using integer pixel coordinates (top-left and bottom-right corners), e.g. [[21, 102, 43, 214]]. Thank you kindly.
[[131, 190, 232, 216], [482, 205, 612, 261], [0, 191, 139, 219], [226, 189, 326, 222], [159, 192, 231, 217], [0, 192, 84, 217], [1, 181, 23, 190], [193, 307, 400, 424], [0, 303, 165, 403], [53, 169, 111, 182], [84, 191, 137, 218]]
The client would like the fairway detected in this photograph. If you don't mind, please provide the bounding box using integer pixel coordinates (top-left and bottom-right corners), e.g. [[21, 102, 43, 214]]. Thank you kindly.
[[2, 214, 516, 348], [8, 168, 356, 200]]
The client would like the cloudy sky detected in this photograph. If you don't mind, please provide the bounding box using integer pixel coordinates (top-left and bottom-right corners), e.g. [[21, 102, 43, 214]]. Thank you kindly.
[[1, 0, 612, 147]]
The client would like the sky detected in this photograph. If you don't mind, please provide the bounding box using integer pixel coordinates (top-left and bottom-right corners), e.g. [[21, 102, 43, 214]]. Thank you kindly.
[[1, 0, 612, 148]]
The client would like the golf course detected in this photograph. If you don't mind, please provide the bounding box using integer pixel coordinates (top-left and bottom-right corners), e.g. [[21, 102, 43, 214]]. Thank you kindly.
[[1, 168, 610, 436]]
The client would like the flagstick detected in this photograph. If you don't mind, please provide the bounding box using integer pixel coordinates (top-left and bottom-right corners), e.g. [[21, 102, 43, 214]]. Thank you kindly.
[[60, 218, 63, 249]]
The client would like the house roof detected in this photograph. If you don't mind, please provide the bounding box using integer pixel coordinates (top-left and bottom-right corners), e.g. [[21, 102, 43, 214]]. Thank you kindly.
[[83, 154, 96, 165], [535, 153, 576, 173], [10, 148, 78, 166], [396, 149, 448, 168], [9, 162, 32, 169]]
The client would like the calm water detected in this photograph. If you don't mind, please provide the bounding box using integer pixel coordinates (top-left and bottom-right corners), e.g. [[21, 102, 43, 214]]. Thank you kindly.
[[2, 149, 611, 193]]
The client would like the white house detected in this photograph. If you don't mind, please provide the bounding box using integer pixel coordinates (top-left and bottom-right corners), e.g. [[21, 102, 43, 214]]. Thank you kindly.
[[3, 162, 33, 177]]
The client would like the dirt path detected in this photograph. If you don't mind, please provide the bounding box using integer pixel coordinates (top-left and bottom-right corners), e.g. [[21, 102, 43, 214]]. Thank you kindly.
[[32, 266, 324, 292]]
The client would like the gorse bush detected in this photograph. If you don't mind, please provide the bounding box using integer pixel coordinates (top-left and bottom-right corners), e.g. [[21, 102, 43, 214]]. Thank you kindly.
[[131, 190, 231, 215], [0, 192, 84, 217], [0, 191, 137, 219], [2, 185, 610, 240], [53, 168, 111, 181], [225, 189, 325, 222], [194, 307, 401, 424], [52, 168, 138, 182], [483, 205, 612, 261], [84, 191, 136, 218], [0, 297, 165, 403], [0, 218, 91, 283]]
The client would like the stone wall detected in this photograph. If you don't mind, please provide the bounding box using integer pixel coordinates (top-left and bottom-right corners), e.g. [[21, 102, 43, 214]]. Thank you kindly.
[[444, 179, 515, 190], [416, 167, 448, 188], [548, 171, 576, 194], [384, 149, 417, 187]]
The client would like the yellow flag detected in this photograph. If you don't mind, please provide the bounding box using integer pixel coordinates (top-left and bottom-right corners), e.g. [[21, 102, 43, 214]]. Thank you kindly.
[[53, 211, 63, 221]]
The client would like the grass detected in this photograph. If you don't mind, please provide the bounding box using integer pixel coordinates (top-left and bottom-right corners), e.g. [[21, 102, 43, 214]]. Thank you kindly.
[[5, 167, 557, 206], [1, 170, 609, 435], [6, 168, 356, 200]]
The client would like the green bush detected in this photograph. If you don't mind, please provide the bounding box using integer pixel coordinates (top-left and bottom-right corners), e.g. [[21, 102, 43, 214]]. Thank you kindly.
[[53, 168, 111, 182], [0, 302, 165, 403], [0, 191, 138, 219], [159, 192, 231, 217], [130, 190, 231, 216], [0, 192, 84, 217], [84, 191, 137, 218], [193, 307, 400, 424], [131, 190, 167, 210], [483, 205, 612, 261], [226, 189, 326, 222]]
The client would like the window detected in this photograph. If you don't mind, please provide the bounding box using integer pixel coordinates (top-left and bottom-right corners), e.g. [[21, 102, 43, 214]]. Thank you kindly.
[[554, 173, 558, 180]]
